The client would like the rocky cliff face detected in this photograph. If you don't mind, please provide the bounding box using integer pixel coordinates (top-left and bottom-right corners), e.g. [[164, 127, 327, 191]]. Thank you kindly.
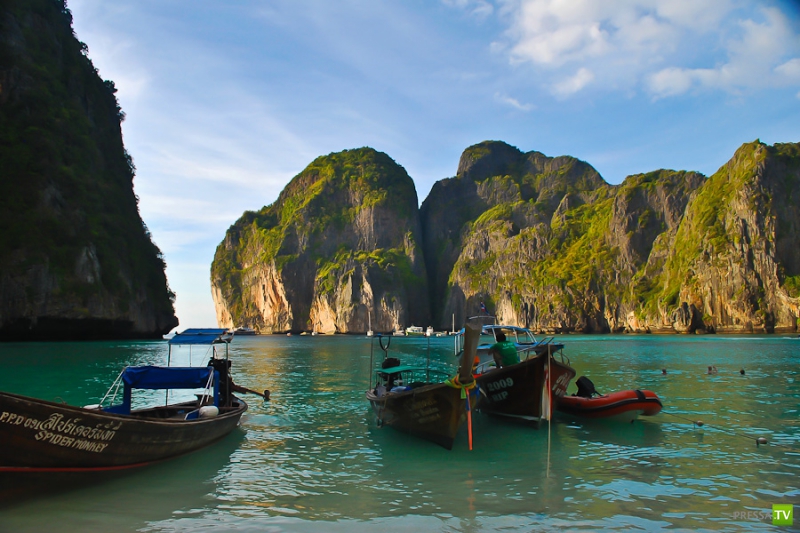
[[0, 0, 178, 340], [421, 141, 612, 330], [213, 140, 800, 335], [211, 148, 429, 333], [658, 141, 800, 333], [422, 140, 800, 334]]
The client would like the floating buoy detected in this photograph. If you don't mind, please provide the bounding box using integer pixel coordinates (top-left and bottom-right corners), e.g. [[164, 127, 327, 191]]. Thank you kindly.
[[756, 437, 768, 447], [695, 420, 704, 427], [198, 406, 219, 418]]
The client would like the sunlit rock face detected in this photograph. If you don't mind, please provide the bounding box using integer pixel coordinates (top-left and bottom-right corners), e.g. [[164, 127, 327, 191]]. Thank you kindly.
[[211, 148, 429, 334], [421, 140, 800, 334], [215, 139, 800, 336]]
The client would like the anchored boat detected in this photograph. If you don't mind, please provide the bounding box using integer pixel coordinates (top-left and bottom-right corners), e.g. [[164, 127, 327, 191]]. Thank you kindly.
[[0, 328, 256, 472], [366, 328, 478, 450], [472, 349, 576, 424], [455, 319, 576, 424]]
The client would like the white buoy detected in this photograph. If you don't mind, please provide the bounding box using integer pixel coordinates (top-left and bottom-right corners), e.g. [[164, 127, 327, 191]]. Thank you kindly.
[[756, 437, 768, 447], [198, 405, 219, 418], [695, 420, 704, 427]]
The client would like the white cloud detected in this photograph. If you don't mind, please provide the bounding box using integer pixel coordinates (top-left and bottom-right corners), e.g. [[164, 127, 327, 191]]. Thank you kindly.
[[494, 92, 534, 110], [481, 0, 800, 97], [552, 67, 595, 96], [776, 58, 800, 80], [443, 0, 494, 19], [646, 67, 695, 97], [647, 6, 800, 97], [139, 196, 246, 226]]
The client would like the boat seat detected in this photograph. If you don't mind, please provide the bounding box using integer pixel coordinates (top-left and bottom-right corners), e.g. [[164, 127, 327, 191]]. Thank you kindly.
[[379, 358, 402, 389]]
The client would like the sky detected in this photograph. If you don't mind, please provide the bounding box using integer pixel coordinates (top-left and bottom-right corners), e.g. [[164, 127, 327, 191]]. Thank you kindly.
[[65, 0, 800, 331]]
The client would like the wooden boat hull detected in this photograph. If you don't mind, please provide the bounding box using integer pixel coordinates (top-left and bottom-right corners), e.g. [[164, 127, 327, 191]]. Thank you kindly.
[[366, 383, 465, 450], [474, 354, 576, 423], [556, 389, 662, 422], [0, 391, 247, 471]]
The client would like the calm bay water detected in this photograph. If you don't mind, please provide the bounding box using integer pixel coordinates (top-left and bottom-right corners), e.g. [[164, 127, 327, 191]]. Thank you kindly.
[[0, 334, 798, 532]]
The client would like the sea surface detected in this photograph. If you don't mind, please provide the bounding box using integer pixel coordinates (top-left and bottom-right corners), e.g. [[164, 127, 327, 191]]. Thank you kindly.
[[0, 334, 798, 532]]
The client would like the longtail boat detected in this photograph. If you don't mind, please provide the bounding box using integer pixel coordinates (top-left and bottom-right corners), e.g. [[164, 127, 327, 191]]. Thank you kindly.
[[0, 328, 258, 472], [456, 320, 576, 424], [472, 348, 576, 424], [366, 327, 479, 449]]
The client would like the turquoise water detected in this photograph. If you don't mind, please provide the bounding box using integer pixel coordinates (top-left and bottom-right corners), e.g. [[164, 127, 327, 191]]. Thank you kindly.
[[0, 334, 798, 532]]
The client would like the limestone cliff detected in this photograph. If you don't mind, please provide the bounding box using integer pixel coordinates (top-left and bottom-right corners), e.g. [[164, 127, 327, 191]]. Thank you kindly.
[[213, 140, 800, 335], [422, 140, 800, 334], [657, 141, 800, 333], [0, 0, 178, 340], [211, 148, 429, 333]]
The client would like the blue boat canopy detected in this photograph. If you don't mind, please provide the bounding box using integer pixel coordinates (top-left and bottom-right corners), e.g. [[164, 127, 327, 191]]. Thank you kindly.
[[104, 365, 220, 415], [169, 328, 230, 345], [122, 365, 215, 390]]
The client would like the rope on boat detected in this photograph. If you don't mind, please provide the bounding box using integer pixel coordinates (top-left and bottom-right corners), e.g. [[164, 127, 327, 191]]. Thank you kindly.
[[546, 344, 552, 478], [660, 410, 798, 451], [466, 389, 474, 451], [98, 368, 125, 408], [444, 374, 476, 398], [198, 368, 215, 405], [445, 373, 477, 451]]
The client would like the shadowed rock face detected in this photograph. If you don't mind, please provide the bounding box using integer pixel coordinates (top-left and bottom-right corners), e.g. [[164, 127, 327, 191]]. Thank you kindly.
[[211, 148, 429, 334], [214, 139, 800, 335], [0, 0, 178, 340]]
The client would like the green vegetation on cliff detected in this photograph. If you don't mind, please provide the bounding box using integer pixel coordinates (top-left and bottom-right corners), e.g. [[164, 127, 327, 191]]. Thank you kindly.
[[212, 147, 428, 332], [0, 0, 177, 339], [216, 137, 800, 334]]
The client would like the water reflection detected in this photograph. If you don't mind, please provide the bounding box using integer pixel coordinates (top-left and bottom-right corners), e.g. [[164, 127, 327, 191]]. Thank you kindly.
[[0, 429, 245, 528]]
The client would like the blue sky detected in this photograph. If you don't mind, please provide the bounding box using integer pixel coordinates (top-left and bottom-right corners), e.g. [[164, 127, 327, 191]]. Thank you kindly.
[[66, 0, 800, 331]]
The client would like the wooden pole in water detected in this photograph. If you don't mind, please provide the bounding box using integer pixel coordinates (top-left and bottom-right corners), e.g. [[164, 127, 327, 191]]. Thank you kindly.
[[461, 323, 480, 451], [460, 323, 480, 383]]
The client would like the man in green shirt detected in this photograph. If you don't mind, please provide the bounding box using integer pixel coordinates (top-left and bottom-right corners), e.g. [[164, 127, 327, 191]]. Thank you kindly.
[[489, 332, 519, 368]]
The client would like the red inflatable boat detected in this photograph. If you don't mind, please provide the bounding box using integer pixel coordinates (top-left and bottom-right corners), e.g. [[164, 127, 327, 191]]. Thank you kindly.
[[556, 389, 662, 421]]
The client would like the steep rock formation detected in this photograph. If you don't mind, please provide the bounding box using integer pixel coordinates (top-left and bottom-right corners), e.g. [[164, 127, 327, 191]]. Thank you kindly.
[[421, 141, 610, 329], [422, 139, 800, 334], [214, 139, 800, 335], [0, 0, 178, 340], [211, 148, 429, 333], [659, 141, 800, 333], [420, 141, 702, 332]]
